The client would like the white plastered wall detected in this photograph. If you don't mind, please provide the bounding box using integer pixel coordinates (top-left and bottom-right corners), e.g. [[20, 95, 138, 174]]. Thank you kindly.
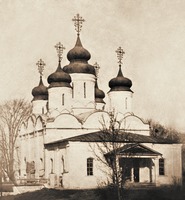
[[32, 100, 48, 115], [48, 87, 72, 114], [70, 73, 96, 114], [108, 91, 133, 115]]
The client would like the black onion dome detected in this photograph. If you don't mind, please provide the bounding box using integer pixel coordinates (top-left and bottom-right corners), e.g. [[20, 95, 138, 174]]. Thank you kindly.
[[67, 36, 91, 61], [95, 81, 105, 104], [63, 36, 95, 75], [109, 67, 133, 92], [47, 61, 72, 88], [32, 77, 48, 101]]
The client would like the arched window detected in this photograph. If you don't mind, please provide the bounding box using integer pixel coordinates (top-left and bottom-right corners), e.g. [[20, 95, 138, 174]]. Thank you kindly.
[[159, 158, 165, 175], [50, 158, 53, 173], [39, 158, 44, 177], [125, 97, 128, 109], [40, 158, 43, 168], [62, 94, 65, 106], [84, 82, 86, 98], [87, 158, 93, 176]]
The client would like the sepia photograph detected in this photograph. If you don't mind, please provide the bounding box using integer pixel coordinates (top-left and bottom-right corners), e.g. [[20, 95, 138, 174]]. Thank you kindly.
[[0, 0, 185, 199]]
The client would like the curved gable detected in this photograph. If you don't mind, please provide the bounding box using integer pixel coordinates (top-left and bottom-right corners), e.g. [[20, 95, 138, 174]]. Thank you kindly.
[[19, 121, 27, 135], [52, 113, 81, 129], [26, 115, 36, 133], [35, 116, 44, 130], [119, 114, 150, 135], [83, 111, 110, 129]]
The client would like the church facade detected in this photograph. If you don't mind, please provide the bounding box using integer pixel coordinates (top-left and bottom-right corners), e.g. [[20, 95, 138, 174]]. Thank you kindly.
[[18, 14, 182, 189]]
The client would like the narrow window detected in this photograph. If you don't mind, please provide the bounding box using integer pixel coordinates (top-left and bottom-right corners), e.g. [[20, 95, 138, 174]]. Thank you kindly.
[[62, 94, 64, 106], [61, 156, 65, 173], [40, 158, 43, 169], [87, 158, 93, 176], [84, 82, 86, 98], [159, 158, 165, 175], [42, 107, 44, 114], [72, 83, 74, 98], [39, 158, 44, 177], [125, 97, 128, 109], [50, 158, 53, 173]]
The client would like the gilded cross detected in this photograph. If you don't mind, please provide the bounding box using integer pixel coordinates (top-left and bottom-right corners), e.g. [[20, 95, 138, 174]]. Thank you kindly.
[[72, 14, 85, 36], [115, 47, 125, 65], [36, 59, 45, 76], [94, 62, 100, 78], [55, 42, 65, 62]]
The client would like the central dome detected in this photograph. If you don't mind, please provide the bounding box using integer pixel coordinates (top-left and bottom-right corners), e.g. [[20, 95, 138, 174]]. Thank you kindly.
[[63, 36, 95, 75]]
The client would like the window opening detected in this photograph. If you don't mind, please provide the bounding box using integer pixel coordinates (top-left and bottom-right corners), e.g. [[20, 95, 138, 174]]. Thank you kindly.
[[50, 158, 54, 173], [62, 94, 64, 105], [84, 82, 86, 98], [125, 97, 128, 109], [72, 83, 74, 98], [159, 158, 165, 175], [87, 158, 93, 176]]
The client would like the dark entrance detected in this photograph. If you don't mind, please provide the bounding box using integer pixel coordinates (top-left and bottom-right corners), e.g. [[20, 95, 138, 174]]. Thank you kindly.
[[133, 159, 139, 182]]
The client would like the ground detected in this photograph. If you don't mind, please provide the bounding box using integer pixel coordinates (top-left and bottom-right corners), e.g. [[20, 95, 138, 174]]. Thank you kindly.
[[1, 186, 185, 200]]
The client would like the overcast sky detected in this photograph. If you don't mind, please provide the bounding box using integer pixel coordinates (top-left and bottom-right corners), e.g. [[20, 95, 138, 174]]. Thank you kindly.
[[0, 0, 185, 132]]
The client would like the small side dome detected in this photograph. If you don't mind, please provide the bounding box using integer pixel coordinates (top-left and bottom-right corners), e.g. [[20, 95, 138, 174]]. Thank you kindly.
[[95, 81, 105, 103], [32, 77, 48, 101], [48, 62, 72, 88], [109, 67, 133, 92], [63, 36, 95, 75]]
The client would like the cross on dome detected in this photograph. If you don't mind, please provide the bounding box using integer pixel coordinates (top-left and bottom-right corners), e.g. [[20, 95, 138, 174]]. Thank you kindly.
[[55, 42, 65, 62], [72, 13, 85, 36], [36, 59, 46, 76], [115, 47, 125, 66]]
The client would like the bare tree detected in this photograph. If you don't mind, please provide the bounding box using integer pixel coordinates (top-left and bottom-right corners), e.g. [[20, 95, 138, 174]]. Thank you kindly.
[[0, 99, 31, 183], [90, 113, 130, 200], [148, 119, 181, 142]]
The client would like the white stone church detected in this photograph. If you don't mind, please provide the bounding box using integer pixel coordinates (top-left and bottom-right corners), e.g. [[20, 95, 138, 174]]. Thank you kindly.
[[18, 14, 182, 189]]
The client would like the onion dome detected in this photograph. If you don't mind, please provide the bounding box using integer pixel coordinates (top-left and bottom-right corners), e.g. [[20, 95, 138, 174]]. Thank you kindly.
[[109, 66, 133, 92], [47, 61, 72, 88], [63, 36, 95, 75], [32, 76, 48, 101], [47, 42, 72, 88], [95, 81, 105, 104], [63, 14, 95, 75], [109, 47, 133, 92]]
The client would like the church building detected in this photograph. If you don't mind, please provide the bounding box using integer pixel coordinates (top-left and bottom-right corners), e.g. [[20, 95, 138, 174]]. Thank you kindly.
[[18, 14, 182, 189]]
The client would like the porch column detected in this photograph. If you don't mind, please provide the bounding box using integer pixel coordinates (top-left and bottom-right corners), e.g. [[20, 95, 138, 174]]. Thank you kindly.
[[131, 167, 134, 182], [152, 158, 157, 184]]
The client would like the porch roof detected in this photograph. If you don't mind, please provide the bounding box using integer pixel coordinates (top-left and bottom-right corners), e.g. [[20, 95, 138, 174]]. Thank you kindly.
[[105, 143, 162, 158]]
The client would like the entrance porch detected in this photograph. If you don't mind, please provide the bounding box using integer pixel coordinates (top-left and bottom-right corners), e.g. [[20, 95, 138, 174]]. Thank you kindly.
[[120, 158, 155, 184], [116, 143, 162, 186]]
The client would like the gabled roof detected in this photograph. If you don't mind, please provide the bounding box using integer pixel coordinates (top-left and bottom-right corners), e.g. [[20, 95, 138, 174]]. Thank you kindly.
[[105, 143, 162, 157], [45, 131, 175, 147]]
